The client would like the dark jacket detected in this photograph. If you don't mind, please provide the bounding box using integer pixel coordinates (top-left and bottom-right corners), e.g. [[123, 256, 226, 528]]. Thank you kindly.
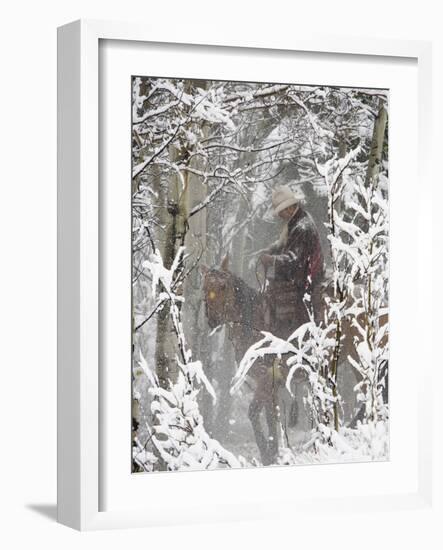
[[267, 206, 324, 291], [264, 207, 324, 333]]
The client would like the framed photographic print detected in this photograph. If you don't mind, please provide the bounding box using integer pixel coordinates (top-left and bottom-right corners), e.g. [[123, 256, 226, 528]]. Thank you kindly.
[[57, 20, 434, 531], [130, 74, 389, 472]]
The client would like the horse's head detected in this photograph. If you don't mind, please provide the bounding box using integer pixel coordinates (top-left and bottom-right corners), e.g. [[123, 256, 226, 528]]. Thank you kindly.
[[201, 255, 237, 329]]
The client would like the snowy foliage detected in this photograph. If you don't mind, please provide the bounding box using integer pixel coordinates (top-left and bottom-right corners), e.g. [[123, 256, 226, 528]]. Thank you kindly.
[[131, 75, 389, 470], [282, 420, 389, 465], [230, 317, 339, 449], [147, 357, 240, 471], [136, 246, 240, 472]]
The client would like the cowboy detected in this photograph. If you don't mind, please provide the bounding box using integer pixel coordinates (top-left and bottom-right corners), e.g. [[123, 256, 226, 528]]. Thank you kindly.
[[260, 185, 324, 338]]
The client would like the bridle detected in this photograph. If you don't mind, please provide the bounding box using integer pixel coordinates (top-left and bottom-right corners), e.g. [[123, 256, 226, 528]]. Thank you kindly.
[[204, 269, 231, 328], [204, 268, 259, 332]]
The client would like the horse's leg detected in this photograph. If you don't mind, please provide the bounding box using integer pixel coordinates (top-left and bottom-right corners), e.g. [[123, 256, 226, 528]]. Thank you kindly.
[[285, 366, 300, 428], [261, 360, 282, 465], [248, 386, 270, 465], [288, 396, 299, 428], [249, 364, 282, 466], [264, 393, 279, 464], [231, 338, 268, 464]]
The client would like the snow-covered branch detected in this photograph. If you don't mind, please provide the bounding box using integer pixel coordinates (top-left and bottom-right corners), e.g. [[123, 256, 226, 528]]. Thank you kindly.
[[138, 247, 242, 471]]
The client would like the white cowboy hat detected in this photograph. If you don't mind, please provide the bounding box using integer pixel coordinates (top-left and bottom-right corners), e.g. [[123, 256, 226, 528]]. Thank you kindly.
[[272, 185, 304, 215]]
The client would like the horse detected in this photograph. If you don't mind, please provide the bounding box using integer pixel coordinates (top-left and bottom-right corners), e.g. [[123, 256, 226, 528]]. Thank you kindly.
[[201, 255, 305, 465], [201, 257, 389, 464]]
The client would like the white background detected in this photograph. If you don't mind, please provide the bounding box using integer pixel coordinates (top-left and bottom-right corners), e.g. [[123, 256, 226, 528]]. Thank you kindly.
[[1, 1, 442, 548]]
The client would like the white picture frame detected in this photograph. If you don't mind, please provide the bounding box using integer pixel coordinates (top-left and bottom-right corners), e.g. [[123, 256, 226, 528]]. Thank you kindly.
[[57, 19, 434, 531]]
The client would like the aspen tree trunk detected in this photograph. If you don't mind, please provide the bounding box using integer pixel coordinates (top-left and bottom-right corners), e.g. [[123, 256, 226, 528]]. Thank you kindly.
[[349, 100, 388, 426], [154, 161, 187, 388], [365, 99, 388, 188], [182, 98, 215, 429], [154, 97, 191, 389], [183, 79, 210, 355], [329, 133, 347, 431], [154, 80, 213, 391], [148, 144, 190, 470], [364, 100, 388, 419]]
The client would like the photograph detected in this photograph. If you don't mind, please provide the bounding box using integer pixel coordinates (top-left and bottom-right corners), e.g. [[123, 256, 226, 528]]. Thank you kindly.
[[130, 76, 389, 472], [1, 0, 437, 542]]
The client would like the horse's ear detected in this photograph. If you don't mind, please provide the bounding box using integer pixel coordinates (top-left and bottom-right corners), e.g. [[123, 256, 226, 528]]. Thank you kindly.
[[200, 264, 209, 275], [220, 254, 229, 271]]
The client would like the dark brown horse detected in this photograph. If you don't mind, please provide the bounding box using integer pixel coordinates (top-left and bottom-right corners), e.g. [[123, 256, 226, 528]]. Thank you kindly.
[[202, 256, 300, 465], [201, 257, 389, 464]]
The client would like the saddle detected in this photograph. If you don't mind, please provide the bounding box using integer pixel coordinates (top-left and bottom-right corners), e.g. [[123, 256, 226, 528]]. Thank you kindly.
[[264, 276, 327, 331], [262, 280, 305, 334]]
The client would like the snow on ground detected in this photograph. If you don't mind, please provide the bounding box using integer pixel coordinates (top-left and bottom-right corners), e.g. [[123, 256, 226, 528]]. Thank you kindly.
[[223, 422, 389, 469], [278, 422, 389, 466], [207, 379, 388, 469]]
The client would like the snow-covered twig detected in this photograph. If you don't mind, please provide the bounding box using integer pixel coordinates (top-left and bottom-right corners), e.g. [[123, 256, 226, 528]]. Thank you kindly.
[[137, 247, 242, 471]]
